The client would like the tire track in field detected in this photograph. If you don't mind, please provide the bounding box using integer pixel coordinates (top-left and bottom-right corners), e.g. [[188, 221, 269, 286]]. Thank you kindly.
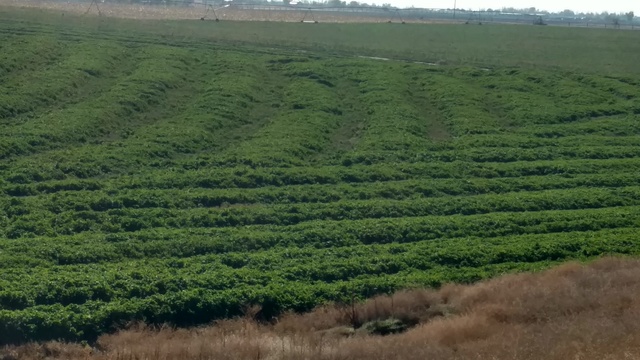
[[402, 65, 452, 142], [203, 58, 346, 167], [315, 60, 374, 161], [423, 71, 506, 135], [327, 60, 436, 167], [178, 53, 289, 155]]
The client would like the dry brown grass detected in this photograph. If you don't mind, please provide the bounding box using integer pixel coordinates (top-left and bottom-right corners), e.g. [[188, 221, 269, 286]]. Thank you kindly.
[[4, 256, 640, 360]]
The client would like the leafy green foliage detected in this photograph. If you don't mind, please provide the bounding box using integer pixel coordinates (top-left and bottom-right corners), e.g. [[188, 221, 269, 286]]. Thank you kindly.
[[0, 12, 640, 345]]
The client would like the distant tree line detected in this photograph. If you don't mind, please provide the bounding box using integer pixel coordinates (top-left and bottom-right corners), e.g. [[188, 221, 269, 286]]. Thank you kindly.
[[463, 6, 635, 24], [99, 0, 638, 24]]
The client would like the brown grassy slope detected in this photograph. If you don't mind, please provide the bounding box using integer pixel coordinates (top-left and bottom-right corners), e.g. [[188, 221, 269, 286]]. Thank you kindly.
[[3, 256, 640, 360]]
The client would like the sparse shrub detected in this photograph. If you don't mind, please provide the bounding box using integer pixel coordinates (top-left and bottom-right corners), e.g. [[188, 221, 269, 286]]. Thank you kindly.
[[359, 318, 409, 335]]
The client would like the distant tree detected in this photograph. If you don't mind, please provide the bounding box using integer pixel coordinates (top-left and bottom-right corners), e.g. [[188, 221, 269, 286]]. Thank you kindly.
[[348, 1, 359, 6], [282, 0, 290, 4], [627, 11, 635, 22], [560, 9, 574, 16], [606, 14, 621, 28]]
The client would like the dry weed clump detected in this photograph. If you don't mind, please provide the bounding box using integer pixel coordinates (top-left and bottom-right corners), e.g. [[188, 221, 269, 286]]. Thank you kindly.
[[3, 256, 640, 360], [0, 341, 92, 360], [274, 288, 446, 334]]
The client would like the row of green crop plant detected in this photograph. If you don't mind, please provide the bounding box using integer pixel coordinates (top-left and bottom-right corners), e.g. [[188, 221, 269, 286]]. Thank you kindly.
[[344, 60, 433, 154], [439, 133, 640, 149], [2, 206, 639, 266], [33, 53, 312, 173], [4, 226, 638, 307], [0, 35, 72, 87], [4, 9, 640, 75], [0, 227, 638, 343], [0, 40, 128, 121], [477, 68, 636, 119], [407, 68, 639, 135], [19, 51, 286, 174], [5, 132, 640, 182], [6, 48, 638, 166], [342, 144, 640, 165], [463, 68, 638, 126], [6, 155, 640, 191], [4, 186, 640, 238], [7, 129, 640, 184], [514, 115, 640, 138], [209, 60, 346, 167], [0, 46, 199, 159], [6, 172, 640, 213]]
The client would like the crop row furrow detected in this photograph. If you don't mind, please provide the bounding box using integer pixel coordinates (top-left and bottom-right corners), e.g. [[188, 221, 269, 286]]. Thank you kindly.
[[0, 226, 638, 344], [5, 172, 640, 211], [341, 145, 640, 165], [198, 61, 345, 167], [89, 158, 640, 190], [2, 206, 638, 265], [446, 134, 640, 149], [5, 156, 640, 191], [515, 115, 640, 138], [346, 61, 432, 153], [4, 187, 640, 237]]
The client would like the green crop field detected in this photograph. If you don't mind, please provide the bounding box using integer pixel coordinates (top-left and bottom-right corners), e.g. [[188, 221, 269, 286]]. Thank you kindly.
[[1, 6, 640, 344]]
